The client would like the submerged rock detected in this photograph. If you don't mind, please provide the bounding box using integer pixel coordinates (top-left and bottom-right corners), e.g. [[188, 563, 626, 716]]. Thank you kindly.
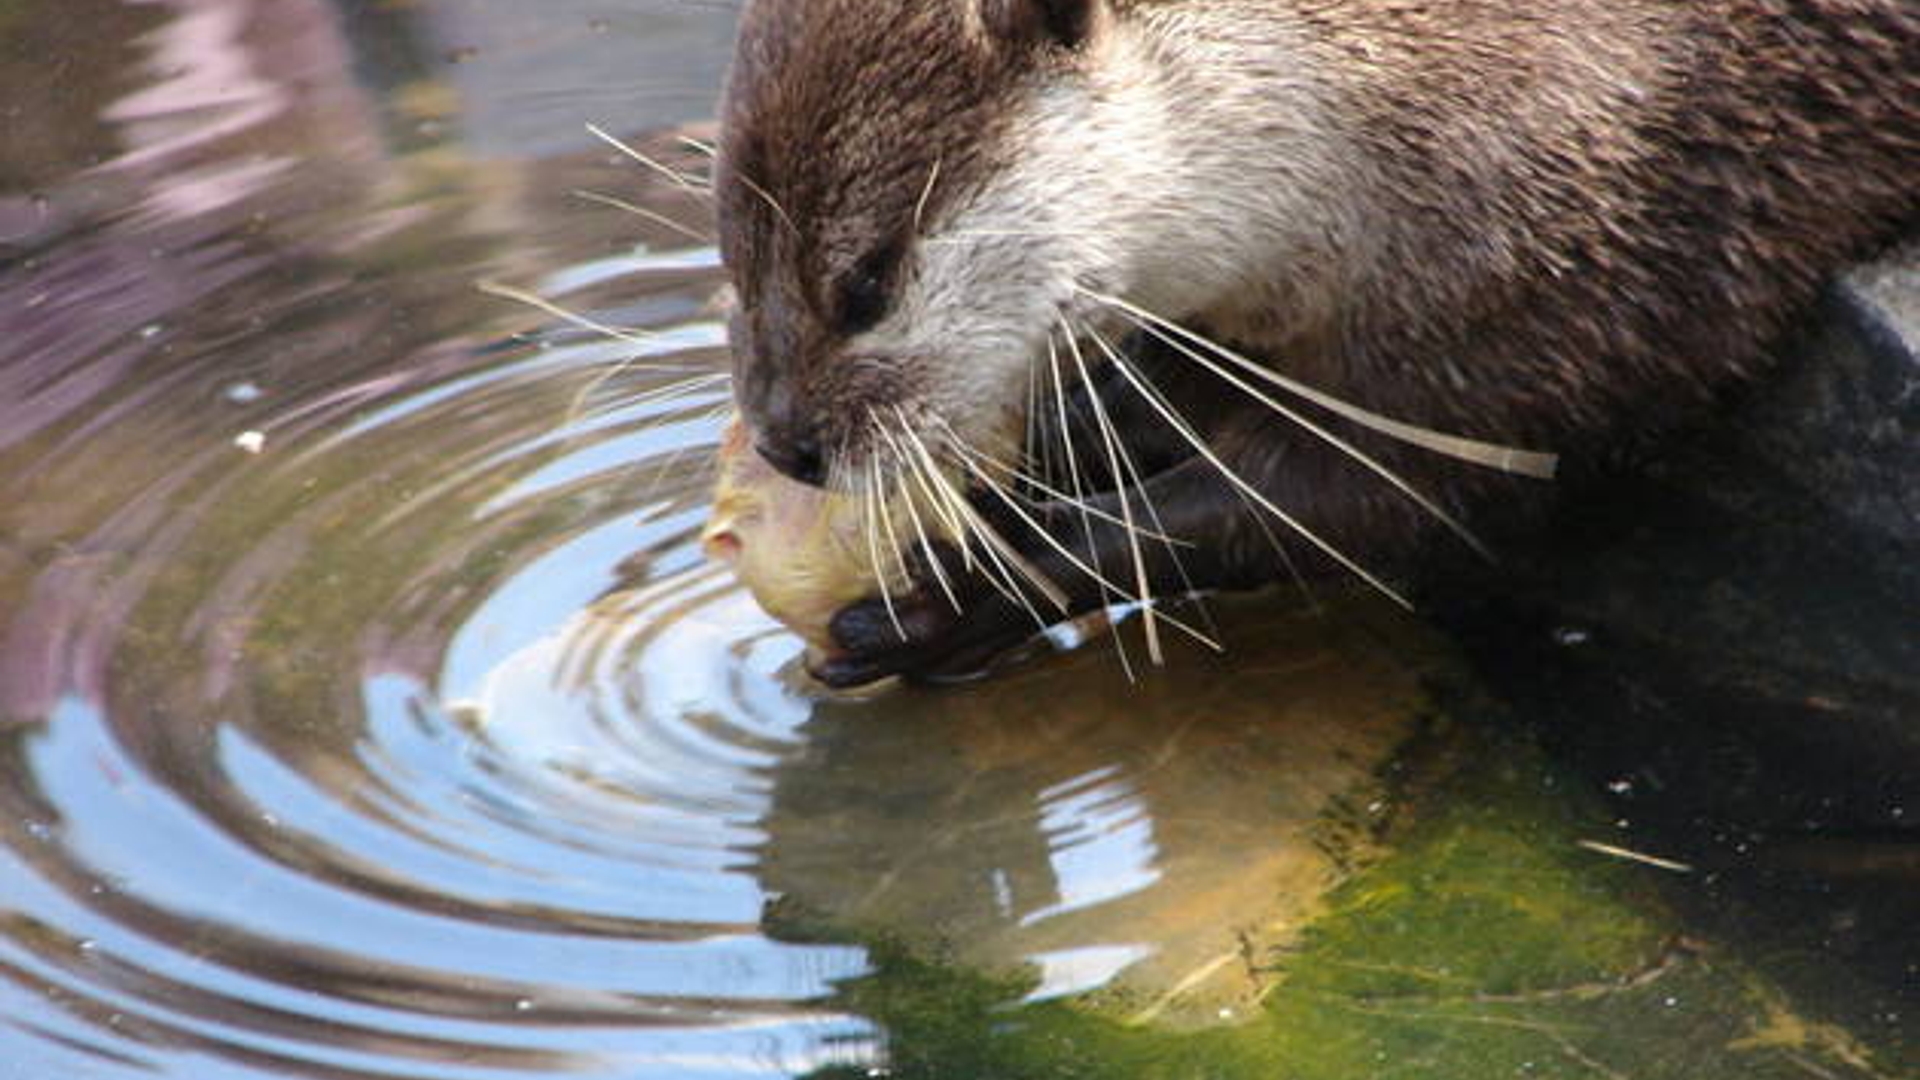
[[1436, 244, 1920, 1039], [746, 590, 1909, 1078], [777, 658, 1907, 1078], [759, 594, 1446, 1030]]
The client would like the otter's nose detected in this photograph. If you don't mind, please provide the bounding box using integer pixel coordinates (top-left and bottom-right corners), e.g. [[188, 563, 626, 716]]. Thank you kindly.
[[754, 427, 827, 487]]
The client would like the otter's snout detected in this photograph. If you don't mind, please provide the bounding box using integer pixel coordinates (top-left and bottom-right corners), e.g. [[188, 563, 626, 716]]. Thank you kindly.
[[753, 426, 826, 488], [740, 378, 829, 487], [734, 344, 830, 486]]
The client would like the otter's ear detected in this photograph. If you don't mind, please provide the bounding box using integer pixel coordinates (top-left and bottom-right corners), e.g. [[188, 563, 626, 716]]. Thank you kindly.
[[981, 0, 1095, 50]]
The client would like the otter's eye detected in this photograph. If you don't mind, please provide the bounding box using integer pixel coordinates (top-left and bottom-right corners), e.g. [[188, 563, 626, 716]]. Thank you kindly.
[[835, 246, 897, 335]]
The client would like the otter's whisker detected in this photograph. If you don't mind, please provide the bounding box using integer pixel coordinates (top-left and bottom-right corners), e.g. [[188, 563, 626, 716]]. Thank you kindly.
[[889, 409, 1062, 623], [586, 122, 713, 198], [952, 436, 1221, 650], [631, 376, 738, 497], [903, 425, 1054, 621], [876, 414, 972, 569], [478, 274, 706, 430], [1024, 351, 1042, 487], [735, 169, 797, 233], [475, 278, 716, 427], [822, 436, 852, 498], [871, 416, 962, 613], [939, 437, 1190, 547], [1081, 325, 1223, 647], [867, 429, 918, 607], [1024, 387, 1063, 501], [950, 444, 1136, 602], [605, 371, 732, 409], [571, 189, 713, 243], [559, 370, 727, 441], [1049, 335, 1137, 682], [912, 157, 943, 233], [475, 280, 661, 345], [1060, 326, 1164, 663], [862, 457, 908, 642], [1250, 487, 1319, 611], [1081, 287, 1558, 480], [931, 229, 1096, 241], [675, 135, 719, 160], [894, 410, 1066, 622], [1057, 327, 1299, 608], [1083, 318, 1414, 609], [883, 411, 1027, 611], [873, 504, 916, 629], [1085, 291, 1492, 560]]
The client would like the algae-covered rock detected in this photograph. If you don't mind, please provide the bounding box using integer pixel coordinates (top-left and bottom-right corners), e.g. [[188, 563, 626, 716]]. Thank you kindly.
[[794, 727, 1907, 1079], [750, 594, 1909, 1079], [758, 593, 1447, 1030]]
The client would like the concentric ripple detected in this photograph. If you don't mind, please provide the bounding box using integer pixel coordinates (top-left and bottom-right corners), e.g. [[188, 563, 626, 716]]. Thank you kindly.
[[0, 2, 898, 1064], [0, 209, 901, 1075], [1, 4, 1462, 1077]]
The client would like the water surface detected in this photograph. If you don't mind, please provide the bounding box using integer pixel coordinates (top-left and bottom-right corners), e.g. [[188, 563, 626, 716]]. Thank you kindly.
[[2, 3, 1914, 1078], [0, 3, 1438, 1075]]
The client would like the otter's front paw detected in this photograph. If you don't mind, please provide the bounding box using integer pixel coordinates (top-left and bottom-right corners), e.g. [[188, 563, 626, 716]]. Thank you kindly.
[[806, 546, 1049, 687], [808, 597, 1037, 687]]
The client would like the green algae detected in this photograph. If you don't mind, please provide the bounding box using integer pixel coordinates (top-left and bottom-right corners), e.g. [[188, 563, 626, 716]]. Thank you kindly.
[[792, 728, 1905, 1080]]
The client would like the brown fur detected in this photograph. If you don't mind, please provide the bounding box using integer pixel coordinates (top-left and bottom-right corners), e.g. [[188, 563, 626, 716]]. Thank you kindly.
[[718, 3, 1022, 444], [713, 0, 1919, 683], [1289, 0, 1918, 439]]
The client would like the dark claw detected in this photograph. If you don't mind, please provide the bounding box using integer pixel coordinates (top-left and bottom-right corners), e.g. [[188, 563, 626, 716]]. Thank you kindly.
[[808, 650, 896, 689], [807, 598, 930, 687], [809, 621, 1026, 688], [827, 600, 911, 656], [828, 593, 958, 656], [811, 554, 1043, 687]]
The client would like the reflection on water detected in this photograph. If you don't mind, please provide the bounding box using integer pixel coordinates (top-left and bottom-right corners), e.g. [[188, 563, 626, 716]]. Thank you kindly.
[[0, 1, 1447, 1075]]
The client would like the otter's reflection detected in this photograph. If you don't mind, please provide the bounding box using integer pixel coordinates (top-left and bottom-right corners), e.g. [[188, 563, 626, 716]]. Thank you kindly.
[[754, 595, 1444, 1026]]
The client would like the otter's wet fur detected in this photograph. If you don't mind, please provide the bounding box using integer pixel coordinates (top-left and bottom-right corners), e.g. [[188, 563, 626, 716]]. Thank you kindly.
[[713, 0, 1918, 683]]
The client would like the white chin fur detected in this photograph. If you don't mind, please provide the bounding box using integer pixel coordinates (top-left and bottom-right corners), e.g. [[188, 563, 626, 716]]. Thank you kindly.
[[854, 10, 1350, 460]]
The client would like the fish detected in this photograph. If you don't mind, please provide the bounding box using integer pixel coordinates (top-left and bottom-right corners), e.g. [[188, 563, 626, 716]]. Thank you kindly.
[[702, 415, 912, 654]]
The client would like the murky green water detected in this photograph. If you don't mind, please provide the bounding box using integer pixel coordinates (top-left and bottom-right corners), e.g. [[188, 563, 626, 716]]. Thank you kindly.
[[2, 3, 1914, 1078]]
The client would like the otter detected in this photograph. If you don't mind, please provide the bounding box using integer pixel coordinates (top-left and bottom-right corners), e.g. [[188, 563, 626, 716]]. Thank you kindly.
[[710, 0, 1918, 686]]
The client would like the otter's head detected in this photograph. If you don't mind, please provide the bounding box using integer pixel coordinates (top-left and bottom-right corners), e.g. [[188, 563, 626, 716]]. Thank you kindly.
[[716, 0, 1340, 487]]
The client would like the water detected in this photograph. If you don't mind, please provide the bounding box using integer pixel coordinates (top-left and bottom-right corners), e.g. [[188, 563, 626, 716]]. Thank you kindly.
[[0, 2, 1425, 1074], [2, 3, 1915, 1079], [0, 2, 844, 1074]]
